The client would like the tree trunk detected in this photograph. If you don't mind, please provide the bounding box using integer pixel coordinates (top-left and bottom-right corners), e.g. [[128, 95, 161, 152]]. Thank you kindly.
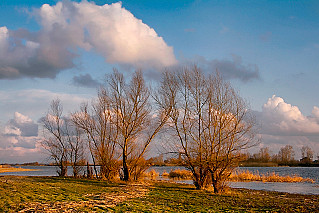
[[122, 145, 129, 181], [59, 162, 67, 177], [193, 173, 204, 190], [211, 174, 219, 193], [212, 181, 219, 193], [194, 180, 203, 190]]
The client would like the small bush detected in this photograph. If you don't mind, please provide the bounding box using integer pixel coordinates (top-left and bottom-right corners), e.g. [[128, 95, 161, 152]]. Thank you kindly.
[[162, 171, 169, 177], [143, 169, 159, 180], [168, 169, 193, 180]]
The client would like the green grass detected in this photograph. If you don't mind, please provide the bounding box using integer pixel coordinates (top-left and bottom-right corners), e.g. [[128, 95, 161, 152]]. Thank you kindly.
[[113, 182, 319, 212], [0, 176, 122, 212], [1, 176, 318, 212]]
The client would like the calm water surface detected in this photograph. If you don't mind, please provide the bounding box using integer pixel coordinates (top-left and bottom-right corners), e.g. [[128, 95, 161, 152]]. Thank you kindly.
[[152, 166, 319, 195], [230, 167, 319, 195], [1, 166, 319, 195]]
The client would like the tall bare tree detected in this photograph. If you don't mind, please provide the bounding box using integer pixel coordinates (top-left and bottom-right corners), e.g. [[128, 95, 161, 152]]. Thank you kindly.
[[66, 124, 86, 177], [158, 66, 257, 192], [72, 89, 119, 180], [41, 99, 70, 177], [107, 69, 171, 181], [41, 98, 87, 177]]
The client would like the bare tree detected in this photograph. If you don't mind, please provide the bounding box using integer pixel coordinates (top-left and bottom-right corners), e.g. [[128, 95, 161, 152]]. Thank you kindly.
[[41, 99, 70, 177], [301, 146, 313, 163], [107, 69, 171, 181], [253, 147, 271, 162], [67, 125, 86, 177], [158, 66, 257, 192], [278, 145, 295, 164], [41, 98, 87, 177], [72, 89, 119, 180]]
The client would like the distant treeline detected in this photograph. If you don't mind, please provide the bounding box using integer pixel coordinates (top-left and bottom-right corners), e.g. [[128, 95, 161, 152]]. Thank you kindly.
[[240, 145, 319, 167], [147, 145, 319, 167]]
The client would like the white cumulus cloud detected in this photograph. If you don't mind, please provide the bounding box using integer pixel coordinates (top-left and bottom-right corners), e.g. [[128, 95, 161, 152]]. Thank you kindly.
[[0, 1, 177, 79], [261, 95, 319, 136], [250, 95, 319, 159]]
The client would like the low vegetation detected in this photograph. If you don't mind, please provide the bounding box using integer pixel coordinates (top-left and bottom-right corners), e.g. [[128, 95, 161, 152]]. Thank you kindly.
[[0, 167, 38, 173], [163, 169, 315, 184], [143, 169, 159, 180], [229, 170, 315, 183], [1, 176, 318, 212], [168, 169, 193, 180]]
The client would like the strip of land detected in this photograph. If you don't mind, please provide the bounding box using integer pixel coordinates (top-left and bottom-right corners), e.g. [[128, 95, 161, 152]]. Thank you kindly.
[[0, 167, 38, 173], [0, 176, 318, 212]]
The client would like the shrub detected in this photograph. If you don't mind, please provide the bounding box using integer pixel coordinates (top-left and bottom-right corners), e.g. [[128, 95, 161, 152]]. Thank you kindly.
[[162, 171, 169, 177], [168, 169, 193, 180], [143, 169, 159, 180]]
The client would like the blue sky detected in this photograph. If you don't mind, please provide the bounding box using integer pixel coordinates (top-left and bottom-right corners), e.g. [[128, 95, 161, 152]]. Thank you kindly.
[[0, 0, 319, 163]]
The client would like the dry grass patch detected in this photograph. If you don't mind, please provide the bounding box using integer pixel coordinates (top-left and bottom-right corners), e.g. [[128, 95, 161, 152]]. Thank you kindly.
[[0, 167, 38, 173], [143, 169, 159, 180], [229, 170, 315, 183]]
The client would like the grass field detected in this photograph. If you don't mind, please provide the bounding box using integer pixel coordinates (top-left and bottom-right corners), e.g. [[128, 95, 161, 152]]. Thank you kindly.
[[0, 176, 318, 212]]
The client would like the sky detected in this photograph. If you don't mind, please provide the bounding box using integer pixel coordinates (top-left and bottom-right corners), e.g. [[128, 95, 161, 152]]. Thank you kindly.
[[0, 0, 319, 163]]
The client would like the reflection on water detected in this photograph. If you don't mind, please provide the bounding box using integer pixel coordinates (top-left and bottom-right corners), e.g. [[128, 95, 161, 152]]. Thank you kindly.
[[1, 166, 319, 195]]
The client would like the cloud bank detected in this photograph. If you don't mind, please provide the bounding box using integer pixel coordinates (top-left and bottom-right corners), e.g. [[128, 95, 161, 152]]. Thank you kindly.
[[0, 1, 177, 79], [0, 89, 91, 123], [4, 112, 38, 137], [1, 112, 38, 149], [72, 74, 101, 88], [0, 90, 91, 163], [0, 112, 42, 163], [184, 55, 260, 82]]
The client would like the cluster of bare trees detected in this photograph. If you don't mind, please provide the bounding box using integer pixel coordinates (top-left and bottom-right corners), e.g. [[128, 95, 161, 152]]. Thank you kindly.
[[41, 66, 257, 192], [246, 145, 317, 165], [42, 70, 171, 181]]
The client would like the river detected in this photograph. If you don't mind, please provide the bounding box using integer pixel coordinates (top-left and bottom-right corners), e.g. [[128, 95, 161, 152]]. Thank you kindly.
[[1, 166, 319, 195]]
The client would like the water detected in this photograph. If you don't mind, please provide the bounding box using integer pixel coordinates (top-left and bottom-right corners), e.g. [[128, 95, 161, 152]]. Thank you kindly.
[[229, 167, 319, 195], [1, 166, 61, 176], [235, 167, 319, 183], [2, 166, 319, 195], [0, 166, 89, 176], [151, 166, 319, 195]]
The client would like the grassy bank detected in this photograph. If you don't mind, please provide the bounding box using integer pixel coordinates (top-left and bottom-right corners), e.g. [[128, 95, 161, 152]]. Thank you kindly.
[[0, 167, 38, 173], [0, 176, 318, 212]]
